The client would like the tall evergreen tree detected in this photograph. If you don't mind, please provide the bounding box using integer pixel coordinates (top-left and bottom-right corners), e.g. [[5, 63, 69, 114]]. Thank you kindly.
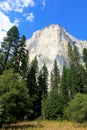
[[0, 50, 3, 75], [60, 66, 69, 104], [51, 60, 60, 92], [1, 26, 19, 71], [12, 35, 29, 77], [83, 48, 87, 69], [26, 57, 38, 97], [38, 63, 48, 99], [82, 48, 87, 92], [38, 63, 48, 116], [68, 42, 86, 94], [26, 57, 39, 118], [19, 35, 29, 78]]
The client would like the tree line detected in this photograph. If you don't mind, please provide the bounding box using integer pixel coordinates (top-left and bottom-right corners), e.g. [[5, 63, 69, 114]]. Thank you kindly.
[[0, 26, 87, 126]]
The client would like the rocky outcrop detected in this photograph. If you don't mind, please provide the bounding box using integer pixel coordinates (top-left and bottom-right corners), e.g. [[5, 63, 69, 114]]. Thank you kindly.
[[26, 24, 87, 74]]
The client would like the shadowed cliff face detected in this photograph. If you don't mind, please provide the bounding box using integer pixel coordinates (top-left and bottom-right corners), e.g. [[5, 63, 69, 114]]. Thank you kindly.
[[26, 24, 87, 74]]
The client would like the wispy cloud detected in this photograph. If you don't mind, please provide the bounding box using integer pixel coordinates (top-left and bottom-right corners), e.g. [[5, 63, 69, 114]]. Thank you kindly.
[[0, 0, 35, 13], [41, 0, 46, 8], [26, 12, 34, 22], [14, 18, 20, 26]]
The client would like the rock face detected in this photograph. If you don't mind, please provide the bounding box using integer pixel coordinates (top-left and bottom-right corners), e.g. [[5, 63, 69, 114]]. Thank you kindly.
[[26, 24, 87, 74]]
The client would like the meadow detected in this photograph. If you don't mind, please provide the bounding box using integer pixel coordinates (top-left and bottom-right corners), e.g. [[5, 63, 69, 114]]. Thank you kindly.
[[0, 120, 87, 130]]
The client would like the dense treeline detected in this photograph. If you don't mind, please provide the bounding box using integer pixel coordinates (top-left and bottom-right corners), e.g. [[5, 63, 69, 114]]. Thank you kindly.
[[0, 26, 87, 126]]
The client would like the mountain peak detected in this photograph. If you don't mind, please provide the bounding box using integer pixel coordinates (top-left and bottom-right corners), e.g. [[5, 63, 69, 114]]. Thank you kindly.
[[26, 24, 87, 75]]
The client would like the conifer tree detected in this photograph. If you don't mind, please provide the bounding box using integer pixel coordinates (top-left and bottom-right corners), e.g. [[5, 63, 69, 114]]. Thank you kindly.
[[12, 35, 29, 77], [51, 60, 60, 92], [82, 48, 87, 92], [1, 26, 19, 71], [83, 48, 87, 69], [60, 66, 69, 103], [38, 63, 48, 116], [26, 57, 39, 118], [68, 42, 85, 94], [0, 50, 3, 75], [26, 57, 38, 97], [19, 35, 29, 77], [38, 63, 48, 99]]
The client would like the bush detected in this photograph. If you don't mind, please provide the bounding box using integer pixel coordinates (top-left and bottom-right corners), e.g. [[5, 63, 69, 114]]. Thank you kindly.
[[65, 93, 87, 123], [42, 89, 64, 120], [0, 69, 32, 125]]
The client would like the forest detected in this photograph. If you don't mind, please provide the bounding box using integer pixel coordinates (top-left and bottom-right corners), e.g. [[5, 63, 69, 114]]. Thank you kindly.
[[0, 26, 87, 127]]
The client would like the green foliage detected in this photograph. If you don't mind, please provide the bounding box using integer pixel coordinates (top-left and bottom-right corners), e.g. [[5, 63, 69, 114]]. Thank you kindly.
[[38, 63, 48, 117], [19, 35, 29, 78], [26, 57, 38, 97], [26, 57, 40, 118], [0, 50, 3, 75], [60, 66, 72, 103], [0, 26, 87, 125], [67, 43, 86, 95], [65, 93, 87, 123], [1, 26, 28, 79], [12, 35, 28, 77], [51, 60, 60, 92], [1, 26, 19, 71], [83, 48, 87, 69], [38, 63, 48, 99], [42, 89, 64, 120], [0, 69, 32, 124]]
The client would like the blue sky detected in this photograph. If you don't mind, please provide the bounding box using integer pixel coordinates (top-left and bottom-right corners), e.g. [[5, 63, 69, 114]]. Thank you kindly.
[[0, 0, 87, 42]]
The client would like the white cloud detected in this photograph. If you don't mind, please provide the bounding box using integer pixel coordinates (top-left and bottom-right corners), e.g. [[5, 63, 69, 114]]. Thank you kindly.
[[26, 12, 34, 22], [0, 11, 19, 43], [0, 0, 35, 43], [0, 1, 11, 12], [14, 18, 20, 26], [0, 0, 35, 42], [0, 0, 35, 13], [41, 0, 46, 8]]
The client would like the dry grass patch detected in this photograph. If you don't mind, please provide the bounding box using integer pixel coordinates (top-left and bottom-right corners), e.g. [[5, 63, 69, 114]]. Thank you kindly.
[[0, 120, 87, 130]]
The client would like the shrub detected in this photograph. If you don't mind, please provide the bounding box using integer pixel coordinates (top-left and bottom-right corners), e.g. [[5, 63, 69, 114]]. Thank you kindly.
[[42, 89, 64, 120], [65, 93, 87, 123]]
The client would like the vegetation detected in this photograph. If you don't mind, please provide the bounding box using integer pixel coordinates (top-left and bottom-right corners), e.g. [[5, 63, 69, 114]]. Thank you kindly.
[[1, 120, 87, 130], [42, 89, 64, 120], [65, 93, 87, 123], [51, 60, 60, 91], [0, 69, 32, 125], [0, 26, 87, 127]]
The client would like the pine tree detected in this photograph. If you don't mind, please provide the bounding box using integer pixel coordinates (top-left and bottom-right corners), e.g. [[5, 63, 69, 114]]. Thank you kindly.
[[1, 26, 19, 71], [0, 50, 3, 75], [51, 60, 60, 92], [38, 63, 48, 99], [19, 35, 29, 78], [38, 63, 48, 116], [26, 57, 38, 97], [83, 48, 87, 92], [60, 66, 69, 104], [13, 35, 29, 77], [83, 48, 87, 69], [68, 42, 86, 94], [26, 57, 39, 118]]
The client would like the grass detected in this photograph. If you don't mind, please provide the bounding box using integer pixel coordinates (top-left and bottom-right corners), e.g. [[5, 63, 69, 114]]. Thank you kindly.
[[0, 120, 87, 130]]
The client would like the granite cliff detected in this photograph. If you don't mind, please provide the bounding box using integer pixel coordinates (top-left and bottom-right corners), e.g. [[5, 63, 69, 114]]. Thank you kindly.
[[26, 24, 87, 74]]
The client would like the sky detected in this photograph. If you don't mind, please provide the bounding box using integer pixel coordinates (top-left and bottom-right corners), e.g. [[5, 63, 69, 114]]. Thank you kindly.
[[0, 0, 87, 43]]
